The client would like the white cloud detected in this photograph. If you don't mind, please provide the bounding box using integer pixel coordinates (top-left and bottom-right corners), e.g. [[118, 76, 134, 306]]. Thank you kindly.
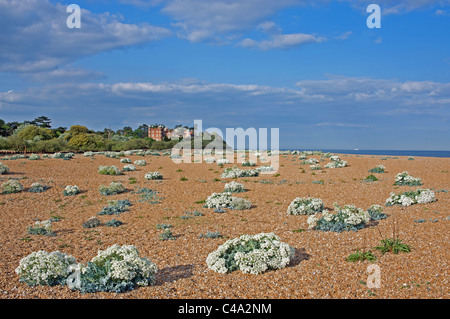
[[240, 33, 325, 50], [0, 0, 171, 73]]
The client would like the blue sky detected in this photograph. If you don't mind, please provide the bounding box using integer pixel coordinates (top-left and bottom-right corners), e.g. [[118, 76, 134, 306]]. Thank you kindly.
[[0, 0, 449, 150]]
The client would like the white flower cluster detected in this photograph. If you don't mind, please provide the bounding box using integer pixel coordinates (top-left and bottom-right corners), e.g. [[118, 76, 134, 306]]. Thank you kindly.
[[204, 192, 234, 208], [0, 162, 9, 175], [28, 154, 40, 160], [120, 158, 132, 163], [325, 160, 347, 168], [88, 244, 158, 286], [217, 158, 230, 165], [206, 233, 294, 275], [224, 181, 245, 193], [134, 159, 146, 166], [145, 171, 163, 180], [385, 189, 436, 207], [303, 158, 319, 164], [98, 165, 121, 175], [338, 205, 371, 225], [63, 185, 80, 196], [287, 197, 325, 215], [307, 204, 370, 229], [242, 160, 256, 167], [83, 151, 94, 157], [1, 179, 24, 193], [122, 164, 136, 171], [394, 171, 423, 186], [330, 155, 341, 161], [221, 166, 259, 178], [204, 157, 216, 163], [31, 220, 53, 233], [15, 250, 77, 286], [256, 165, 275, 172]]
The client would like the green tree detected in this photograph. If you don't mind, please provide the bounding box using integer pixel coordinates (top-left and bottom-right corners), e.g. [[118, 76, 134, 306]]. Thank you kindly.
[[68, 133, 90, 149], [68, 125, 89, 136], [31, 116, 52, 128], [16, 125, 53, 141]]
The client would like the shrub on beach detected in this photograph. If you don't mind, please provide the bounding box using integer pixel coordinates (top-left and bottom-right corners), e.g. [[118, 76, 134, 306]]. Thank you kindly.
[[145, 171, 163, 180], [63, 185, 80, 196], [287, 197, 325, 215], [307, 204, 371, 232], [28, 154, 41, 160], [15, 245, 158, 294], [394, 171, 423, 186], [28, 182, 49, 193], [27, 220, 56, 236], [0, 162, 10, 175], [120, 158, 132, 163], [241, 160, 256, 167], [82, 216, 101, 228], [15, 251, 77, 286], [98, 165, 122, 175], [2, 179, 24, 194], [221, 166, 259, 178], [204, 192, 251, 210], [99, 182, 126, 196], [368, 165, 385, 173], [98, 199, 132, 215], [134, 160, 146, 166], [224, 181, 245, 193], [122, 164, 136, 172], [385, 189, 436, 207], [67, 244, 158, 293], [325, 160, 347, 168], [206, 232, 294, 274]]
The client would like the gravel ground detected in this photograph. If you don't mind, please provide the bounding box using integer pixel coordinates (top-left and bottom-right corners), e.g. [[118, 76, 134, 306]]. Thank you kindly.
[[0, 153, 448, 299]]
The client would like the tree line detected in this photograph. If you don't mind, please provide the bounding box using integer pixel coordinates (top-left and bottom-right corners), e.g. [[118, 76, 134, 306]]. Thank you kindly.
[[0, 116, 226, 153], [0, 116, 179, 152]]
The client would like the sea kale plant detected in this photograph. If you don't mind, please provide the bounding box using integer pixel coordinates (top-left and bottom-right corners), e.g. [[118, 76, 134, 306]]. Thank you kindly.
[[2, 179, 24, 194], [28, 154, 41, 160], [307, 204, 371, 232], [221, 166, 259, 178], [122, 164, 136, 172], [287, 197, 325, 215], [325, 160, 348, 168], [120, 158, 132, 163], [63, 185, 80, 196], [0, 162, 10, 174], [97, 199, 132, 215], [368, 165, 385, 173], [15, 251, 77, 286], [385, 189, 436, 207], [204, 192, 251, 210], [223, 181, 245, 193], [66, 244, 158, 293], [99, 182, 126, 196], [241, 160, 256, 167], [206, 232, 294, 274], [367, 204, 388, 220], [82, 216, 102, 228], [98, 165, 122, 175], [145, 171, 163, 180], [27, 220, 56, 236], [28, 182, 49, 193], [134, 159, 146, 166], [394, 171, 423, 186]]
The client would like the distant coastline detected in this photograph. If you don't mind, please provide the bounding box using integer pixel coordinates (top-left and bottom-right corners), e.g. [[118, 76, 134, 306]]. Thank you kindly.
[[280, 149, 450, 158]]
